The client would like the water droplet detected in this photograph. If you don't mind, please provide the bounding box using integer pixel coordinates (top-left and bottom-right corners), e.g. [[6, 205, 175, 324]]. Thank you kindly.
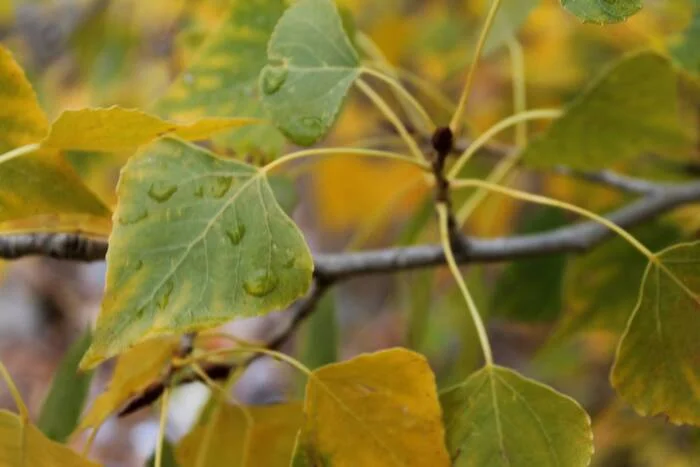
[[243, 270, 278, 297], [282, 250, 296, 268], [301, 116, 323, 132], [261, 66, 288, 95], [193, 184, 204, 198], [129, 259, 144, 272], [225, 224, 246, 245], [118, 206, 148, 225], [148, 182, 178, 203], [157, 280, 174, 310], [206, 176, 232, 198]]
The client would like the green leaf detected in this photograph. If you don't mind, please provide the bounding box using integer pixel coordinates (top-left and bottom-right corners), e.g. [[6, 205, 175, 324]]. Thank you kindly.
[[671, 1, 700, 76], [0, 410, 99, 466], [37, 328, 93, 443], [612, 241, 700, 425], [491, 208, 568, 322], [155, 0, 286, 157], [300, 291, 338, 370], [523, 51, 688, 170], [560, 0, 642, 24], [260, 0, 360, 146], [81, 137, 313, 368], [176, 402, 302, 467], [441, 365, 593, 466], [293, 348, 451, 466], [553, 222, 681, 342]]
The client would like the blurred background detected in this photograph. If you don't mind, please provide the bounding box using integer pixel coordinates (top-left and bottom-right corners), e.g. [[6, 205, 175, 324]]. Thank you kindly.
[[1, 0, 700, 465]]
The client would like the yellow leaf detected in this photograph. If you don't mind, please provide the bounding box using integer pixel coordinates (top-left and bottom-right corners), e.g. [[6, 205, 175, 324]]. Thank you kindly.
[[177, 402, 303, 466], [0, 410, 98, 466], [77, 336, 178, 431], [293, 348, 450, 467], [42, 107, 259, 151], [0, 45, 48, 153]]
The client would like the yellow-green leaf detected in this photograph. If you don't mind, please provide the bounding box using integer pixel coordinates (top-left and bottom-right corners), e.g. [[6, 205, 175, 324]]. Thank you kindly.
[[0, 410, 98, 466], [42, 107, 258, 151], [155, 0, 286, 157], [440, 365, 593, 466], [177, 402, 302, 466], [261, 0, 361, 146], [0, 45, 47, 153], [523, 52, 688, 170], [612, 241, 700, 425], [293, 348, 450, 466], [80, 137, 313, 368], [0, 147, 112, 235], [77, 336, 178, 431]]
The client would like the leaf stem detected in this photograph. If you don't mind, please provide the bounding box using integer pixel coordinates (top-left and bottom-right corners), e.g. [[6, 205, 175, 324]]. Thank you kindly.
[[507, 38, 527, 148], [450, 0, 504, 134], [262, 146, 430, 174], [0, 360, 28, 420], [361, 67, 436, 133], [0, 143, 40, 164], [155, 388, 170, 467], [450, 178, 657, 261], [437, 203, 493, 365], [355, 78, 427, 162], [448, 109, 562, 179]]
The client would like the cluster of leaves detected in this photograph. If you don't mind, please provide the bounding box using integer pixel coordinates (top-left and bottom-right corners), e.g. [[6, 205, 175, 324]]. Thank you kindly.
[[1, 0, 700, 465]]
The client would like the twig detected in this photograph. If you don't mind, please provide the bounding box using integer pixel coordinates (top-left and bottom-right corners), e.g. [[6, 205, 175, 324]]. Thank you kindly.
[[552, 166, 664, 195], [118, 278, 329, 417]]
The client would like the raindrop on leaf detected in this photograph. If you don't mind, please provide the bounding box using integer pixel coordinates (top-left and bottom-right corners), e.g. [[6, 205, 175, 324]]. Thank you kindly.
[[261, 65, 289, 95], [225, 224, 246, 246], [243, 270, 278, 297], [118, 206, 148, 225], [148, 182, 178, 203]]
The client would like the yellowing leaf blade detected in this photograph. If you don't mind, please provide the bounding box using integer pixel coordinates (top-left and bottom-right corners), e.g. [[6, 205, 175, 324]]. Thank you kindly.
[[43, 107, 258, 151], [0, 410, 99, 466], [81, 137, 313, 368], [0, 45, 48, 153], [78, 336, 178, 431], [294, 348, 450, 467], [155, 0, 287, 157], [612, 241, 700, 425]]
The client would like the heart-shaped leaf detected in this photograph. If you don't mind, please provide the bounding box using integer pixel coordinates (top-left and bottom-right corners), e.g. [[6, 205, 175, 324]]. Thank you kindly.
[[441, 365, 593, 466], [523, 52, 688, 170], [292, 348, 450, 466], [612, 241, 700, 425], [560, 0, 642, 24], [155, 0, 287, 157], [81, 137, 313, 368], [260, 0, 360, 146]]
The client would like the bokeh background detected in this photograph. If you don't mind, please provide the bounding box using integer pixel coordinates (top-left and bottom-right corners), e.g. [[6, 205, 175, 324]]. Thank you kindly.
[[1, 0, 700, 465]]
